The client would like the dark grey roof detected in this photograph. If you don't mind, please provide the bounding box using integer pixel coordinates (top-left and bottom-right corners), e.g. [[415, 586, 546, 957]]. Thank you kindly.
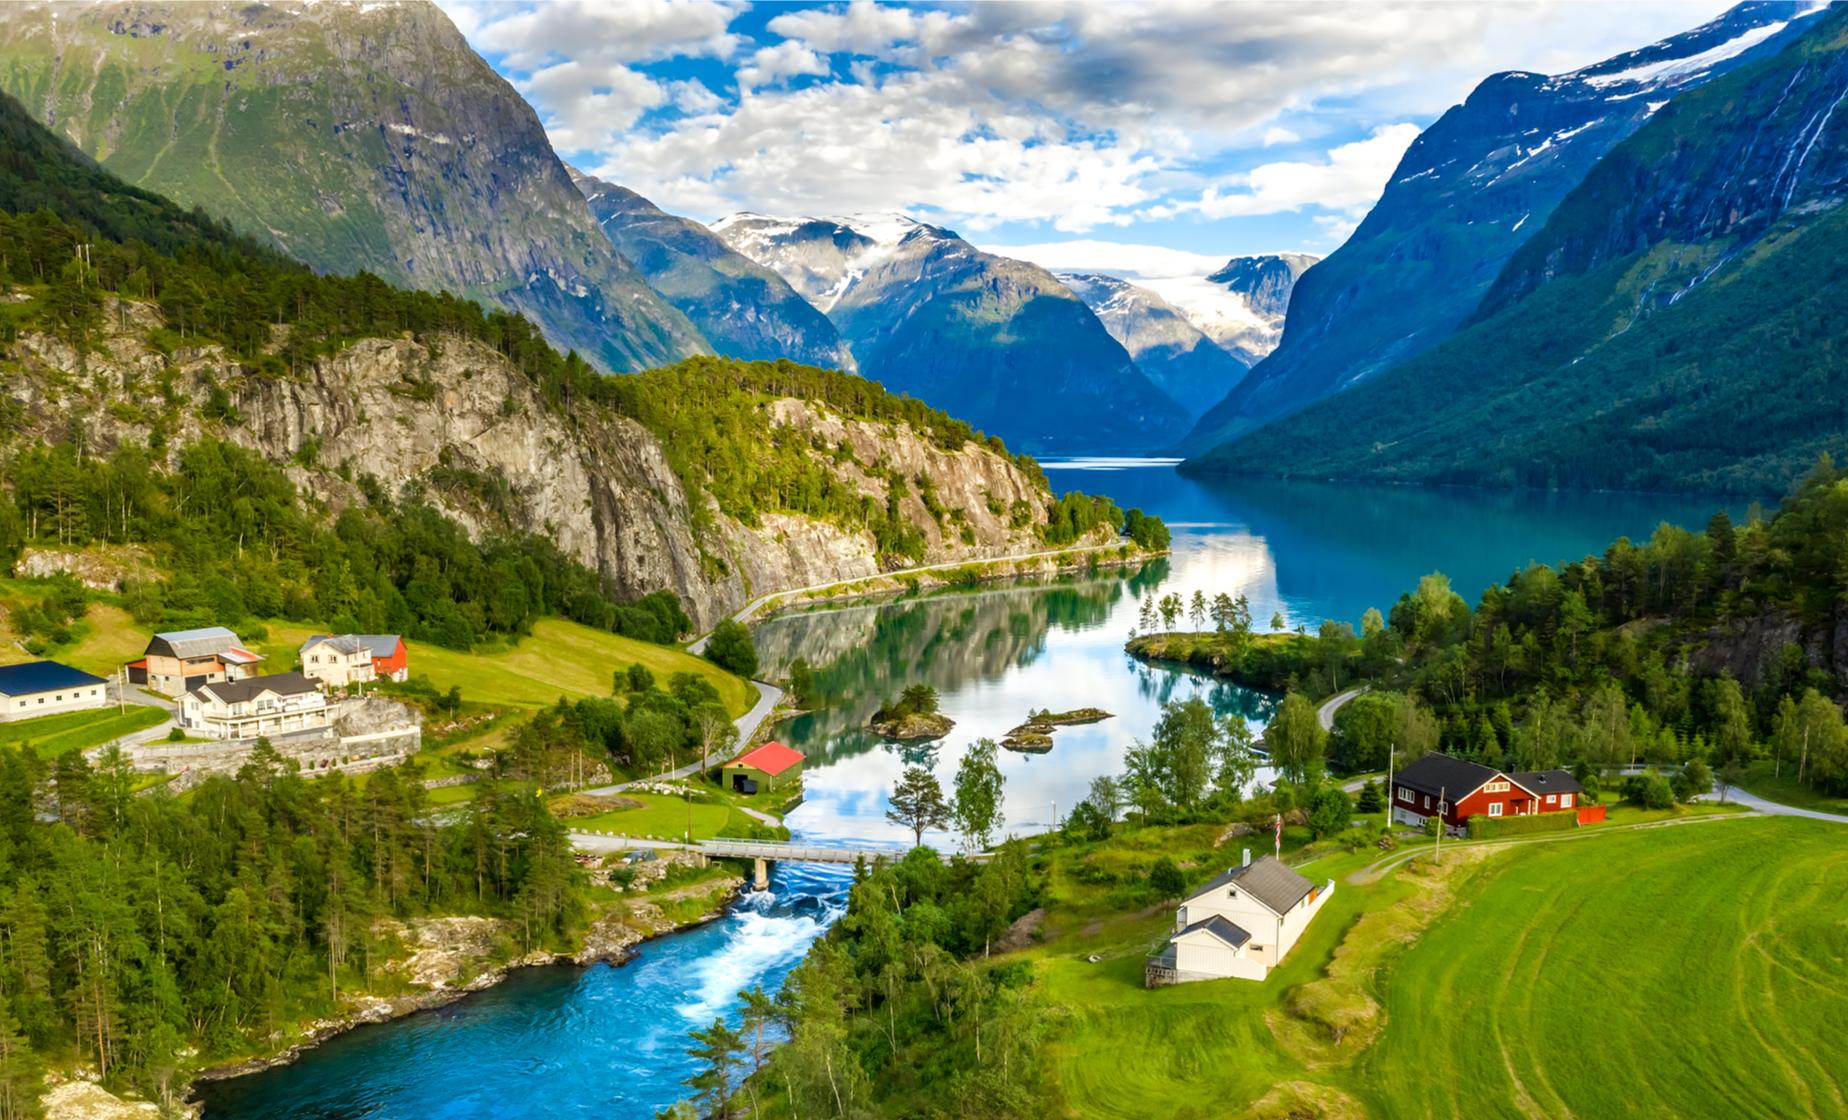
[[194, 672, 320, 705], [0, 660, 106, 696], [1510, 769, 1583, 796], [1190, 855, 1315, 916], [1177, 914, 1252, 949], [1393, 752, 1500, 799], [146, 626, 241, 660], [303, 634, 402, 658]]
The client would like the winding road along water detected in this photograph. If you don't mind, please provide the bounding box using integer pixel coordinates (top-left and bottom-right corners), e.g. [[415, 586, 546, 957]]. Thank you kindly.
[[198, 465, 1733, 1119]]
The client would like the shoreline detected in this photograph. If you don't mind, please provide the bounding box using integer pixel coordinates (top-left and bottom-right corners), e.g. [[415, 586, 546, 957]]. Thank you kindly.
[[186, 875, 746, 1093]]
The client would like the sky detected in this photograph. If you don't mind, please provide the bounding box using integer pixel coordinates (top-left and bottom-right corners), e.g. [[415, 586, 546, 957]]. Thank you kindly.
[[438, 0, 1734, 281]]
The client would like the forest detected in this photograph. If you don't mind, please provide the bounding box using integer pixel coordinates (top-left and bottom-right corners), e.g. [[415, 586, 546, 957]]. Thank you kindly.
[[0, 438, 691, 650], [0, 745, 584, 1112]]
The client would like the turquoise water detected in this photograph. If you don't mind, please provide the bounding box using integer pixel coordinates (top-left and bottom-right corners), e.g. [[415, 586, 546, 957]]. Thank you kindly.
[[198, 466, 1729, 1119]]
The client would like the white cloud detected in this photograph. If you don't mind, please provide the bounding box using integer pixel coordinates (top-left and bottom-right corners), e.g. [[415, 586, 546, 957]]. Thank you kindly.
[[1154, 124, 1423, 221], [737, 40, 829, 91], [445, 0, 1739, 240]]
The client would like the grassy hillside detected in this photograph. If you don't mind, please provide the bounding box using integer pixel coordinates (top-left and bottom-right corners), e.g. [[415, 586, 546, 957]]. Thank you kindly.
[[1189, 11, 1848, 494]]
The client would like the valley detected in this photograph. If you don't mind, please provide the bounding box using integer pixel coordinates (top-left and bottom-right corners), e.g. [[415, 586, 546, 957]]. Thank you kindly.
[[3, 2, 1848, 1119]]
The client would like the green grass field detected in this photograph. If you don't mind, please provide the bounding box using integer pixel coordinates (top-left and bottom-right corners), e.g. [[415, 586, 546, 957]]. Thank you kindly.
[[563, 792, 735, 841], [1361, 817, 1847, 1119], [1738, 761, 1848, 816], [260, 618, 754, 716], [0, 705, 167, 759], [1003, 813, 1845, 1120]]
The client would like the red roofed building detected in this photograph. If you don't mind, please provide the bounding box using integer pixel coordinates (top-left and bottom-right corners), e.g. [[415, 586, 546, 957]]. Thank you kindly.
[[722, 741, 805, 794]]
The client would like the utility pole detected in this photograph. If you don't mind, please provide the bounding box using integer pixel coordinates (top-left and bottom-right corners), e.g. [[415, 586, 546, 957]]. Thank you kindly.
[[1434, 785, 1446, 864], [1386, 744, 1395, 826]]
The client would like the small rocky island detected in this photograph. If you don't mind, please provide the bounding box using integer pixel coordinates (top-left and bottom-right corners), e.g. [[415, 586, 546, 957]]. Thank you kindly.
[[1002, 707, 1113, 752], [869, 683, 956, 740]]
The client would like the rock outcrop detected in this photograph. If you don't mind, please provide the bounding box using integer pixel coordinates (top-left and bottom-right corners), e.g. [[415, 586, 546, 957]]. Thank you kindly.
[[4, 301, 1068, 628]]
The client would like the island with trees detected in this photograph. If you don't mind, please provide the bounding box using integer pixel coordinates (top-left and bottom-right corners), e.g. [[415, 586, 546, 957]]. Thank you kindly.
[[868, 685, 956, 741]]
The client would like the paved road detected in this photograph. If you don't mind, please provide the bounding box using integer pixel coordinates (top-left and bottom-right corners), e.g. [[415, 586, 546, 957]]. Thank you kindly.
[[1318, 687, 1365, 732], [1711, 784, 1847, 822], [687, 539, 1133, 653]]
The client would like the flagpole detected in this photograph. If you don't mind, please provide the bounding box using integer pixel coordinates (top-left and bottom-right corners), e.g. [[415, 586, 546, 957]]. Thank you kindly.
[[1435, 785, 1446, 864]]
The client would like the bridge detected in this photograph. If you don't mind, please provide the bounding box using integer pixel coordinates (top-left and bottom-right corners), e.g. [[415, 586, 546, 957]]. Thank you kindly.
[[568, 831, 982, 888]]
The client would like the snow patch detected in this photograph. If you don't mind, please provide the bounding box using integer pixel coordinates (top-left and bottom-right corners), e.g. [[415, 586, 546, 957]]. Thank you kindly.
[[1580, 21, 1787, 90]]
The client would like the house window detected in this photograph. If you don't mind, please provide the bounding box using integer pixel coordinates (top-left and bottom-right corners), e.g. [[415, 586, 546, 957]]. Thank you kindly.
[[1438, 800, 1449, 813], [1398, 788, 1413, 803], [1544, 794, 1555, 804], [1485, 780, 1510, 792], [1561, 794, 1573, 808], [1488, 802, 1503, 817]]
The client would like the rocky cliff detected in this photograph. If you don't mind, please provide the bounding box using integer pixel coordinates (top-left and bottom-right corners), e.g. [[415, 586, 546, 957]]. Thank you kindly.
[[4, 299, 1069, 629], [0, 0, 709, 373]]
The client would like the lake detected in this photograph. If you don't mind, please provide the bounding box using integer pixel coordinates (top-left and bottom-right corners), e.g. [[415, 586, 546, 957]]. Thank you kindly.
[[198, 465, 1729, 1119]]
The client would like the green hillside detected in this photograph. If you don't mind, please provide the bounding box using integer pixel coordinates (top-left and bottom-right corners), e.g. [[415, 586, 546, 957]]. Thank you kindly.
[[1188, 12, 1848, 495]]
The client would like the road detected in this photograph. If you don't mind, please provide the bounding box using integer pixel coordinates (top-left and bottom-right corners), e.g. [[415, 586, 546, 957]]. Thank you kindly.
[[1610, 763, 1848, 824], [582, 679, 784, 795], [1318, 687, 1365, 732], [687, 538, 1134, 653]]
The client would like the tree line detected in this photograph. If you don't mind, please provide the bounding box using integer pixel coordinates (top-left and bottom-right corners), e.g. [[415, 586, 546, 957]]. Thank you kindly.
[[0, 744, 584, 1111]]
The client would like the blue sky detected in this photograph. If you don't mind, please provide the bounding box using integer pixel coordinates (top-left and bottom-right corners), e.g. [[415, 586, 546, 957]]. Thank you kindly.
[[440, 0, 1732, 278]]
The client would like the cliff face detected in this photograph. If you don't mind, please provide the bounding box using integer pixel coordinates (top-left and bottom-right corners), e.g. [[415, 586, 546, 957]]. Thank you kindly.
[[0, 0, 709, 373], [5, 302, 1063, 629]]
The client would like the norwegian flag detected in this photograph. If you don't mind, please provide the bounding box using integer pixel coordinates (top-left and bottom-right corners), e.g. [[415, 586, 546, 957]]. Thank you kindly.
[[1273, 813, 1283, 859]]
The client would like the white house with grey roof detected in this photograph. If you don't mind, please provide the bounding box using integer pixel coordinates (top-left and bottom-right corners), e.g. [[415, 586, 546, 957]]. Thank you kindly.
[[179, 672, 329, 741], [299, 634, 408, 688], [1147, 851, 1334, 986]]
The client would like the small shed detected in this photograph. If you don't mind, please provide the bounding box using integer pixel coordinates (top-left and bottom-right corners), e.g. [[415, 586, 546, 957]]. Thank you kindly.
[[722, 741, 805, 794]]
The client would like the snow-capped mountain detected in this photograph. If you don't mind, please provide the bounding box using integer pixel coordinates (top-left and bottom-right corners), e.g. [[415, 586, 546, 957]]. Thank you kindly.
[[1192, 253, 1319, 366], [1058, 273, 1249, 420], [573, 174, 854, 370], [1180, 0, 1824, 454], [713, 213, 1190, 453]]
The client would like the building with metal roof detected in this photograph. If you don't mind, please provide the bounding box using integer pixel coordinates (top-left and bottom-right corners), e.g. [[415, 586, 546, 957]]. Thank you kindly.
[[0, 660, 109, 722], [1148, 851, 1334, 986]]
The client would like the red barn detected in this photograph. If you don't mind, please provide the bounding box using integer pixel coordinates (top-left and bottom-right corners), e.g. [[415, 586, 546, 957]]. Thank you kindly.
[[1390, 752, 1582, 831]]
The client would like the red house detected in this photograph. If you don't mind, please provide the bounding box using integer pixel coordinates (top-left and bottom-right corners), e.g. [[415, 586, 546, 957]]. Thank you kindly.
[[1389, 752, 1582, 831]]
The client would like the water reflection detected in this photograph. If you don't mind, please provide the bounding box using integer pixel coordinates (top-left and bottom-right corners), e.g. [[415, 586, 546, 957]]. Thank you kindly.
[[757, 570, 1275, 849]]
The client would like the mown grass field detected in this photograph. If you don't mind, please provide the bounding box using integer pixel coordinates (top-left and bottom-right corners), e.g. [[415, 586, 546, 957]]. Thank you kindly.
[[1361, 817, 1847, 1120], [0, 706, 168, 759], [561, 792, 735, 841], [1006, 813, 1844, 1120]]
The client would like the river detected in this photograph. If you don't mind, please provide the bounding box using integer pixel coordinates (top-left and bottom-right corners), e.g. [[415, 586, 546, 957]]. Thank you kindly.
[[198, 465, 1731, 1119]]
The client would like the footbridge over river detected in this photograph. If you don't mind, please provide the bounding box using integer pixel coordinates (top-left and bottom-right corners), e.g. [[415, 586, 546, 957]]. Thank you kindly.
[[569, 832, 988, 889]]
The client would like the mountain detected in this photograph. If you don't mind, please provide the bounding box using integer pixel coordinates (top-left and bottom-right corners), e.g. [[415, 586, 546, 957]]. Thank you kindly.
[[1186, 5, 1848, 495], [1196, 253, 1319, 366], [1057, 273, 1249, 419], [0, 0, 709, 373], [571, 170, 854, 371], [1178, 1, 1822, 453], [0, 86, 1126, 631], [712, 213, 1190, 453]]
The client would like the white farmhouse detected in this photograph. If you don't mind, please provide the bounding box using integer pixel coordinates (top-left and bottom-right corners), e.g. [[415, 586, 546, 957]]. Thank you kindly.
[[0, 661, 109, 721], [1147, 852, 1334, 986], [179, 672, 329, 741]]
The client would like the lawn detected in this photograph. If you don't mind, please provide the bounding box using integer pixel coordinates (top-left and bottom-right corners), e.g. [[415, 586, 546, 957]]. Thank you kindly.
[[564, 792, 735, 841], [998, 812, 1845, 1120], [1737, 760, 1848, 816], [259, 618, 755, 715], [0, 705, 168, 759], [1360, 816, 1847, 1119]]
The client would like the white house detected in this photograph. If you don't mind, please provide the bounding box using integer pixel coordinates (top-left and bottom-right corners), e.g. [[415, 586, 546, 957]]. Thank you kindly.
[[1147, 852, 1334, 986], [179, 672, 329, 741], [0, 661, 109, 722], [299, 634, 409, 688]]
